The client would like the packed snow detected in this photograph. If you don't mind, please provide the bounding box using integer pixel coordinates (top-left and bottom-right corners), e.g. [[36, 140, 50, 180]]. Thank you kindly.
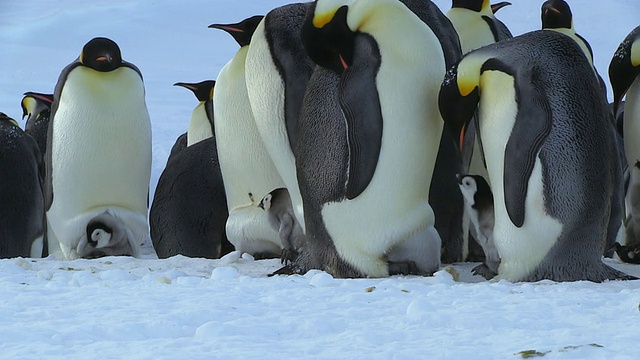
[[1, 0, 640, 358]]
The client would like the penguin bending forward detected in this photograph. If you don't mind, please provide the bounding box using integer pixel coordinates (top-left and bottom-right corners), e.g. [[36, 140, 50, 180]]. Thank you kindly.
[[0, 113, 45, 258], [288, 0, 448, 278], [45, 37, 152, 260], [21, 92, 53, 158], [439, 30, 635, 282]]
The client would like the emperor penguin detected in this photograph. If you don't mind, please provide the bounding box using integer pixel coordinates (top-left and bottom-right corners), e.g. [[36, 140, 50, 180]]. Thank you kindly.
[[439, 30, 635, 282], [543, 0, 621, 255], [150, 137, 233, 259], [258, 188, 307, 265], [610, 26, 640, 255], [446, 0, 512, 55], [244, 3, 316, 232], [173, 80, 215, 147], [168, 132, 187, 162], [209, 15, 285, 258], [393, 0, 467, 265], [45, 37, 152, 260], [21, 92, 53, 158], [0, 112, 45, 258], [289, 0, 449, 278], [457, 174, 500, 279]]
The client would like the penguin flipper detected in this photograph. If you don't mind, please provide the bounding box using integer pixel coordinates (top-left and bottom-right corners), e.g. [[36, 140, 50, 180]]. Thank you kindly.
[[339, 34, 383, 200], [503, 67, 552, 228]]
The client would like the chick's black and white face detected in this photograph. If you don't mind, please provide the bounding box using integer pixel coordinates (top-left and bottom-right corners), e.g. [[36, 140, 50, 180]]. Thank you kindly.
[[458, 175, 478, 205], [259, 194, 272, 211]]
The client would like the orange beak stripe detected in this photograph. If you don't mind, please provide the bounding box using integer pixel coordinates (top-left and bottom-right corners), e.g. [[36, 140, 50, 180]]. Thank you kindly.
[[339, 54, 348, 69], [459, 122, 466, 154]]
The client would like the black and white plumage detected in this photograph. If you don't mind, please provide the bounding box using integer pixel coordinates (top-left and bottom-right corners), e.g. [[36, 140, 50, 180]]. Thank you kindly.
[[21, 92, 53, 158], [439, 30, 635, 282], [258, 188, 307, 265], [457, 174, 499, 279]]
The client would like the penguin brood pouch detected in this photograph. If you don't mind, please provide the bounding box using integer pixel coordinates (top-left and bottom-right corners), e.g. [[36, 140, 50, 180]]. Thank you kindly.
[[439, 30, 636, 282]]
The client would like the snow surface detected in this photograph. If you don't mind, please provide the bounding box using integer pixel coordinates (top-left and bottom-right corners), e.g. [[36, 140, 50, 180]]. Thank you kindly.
[[1, 0, 640, 358]]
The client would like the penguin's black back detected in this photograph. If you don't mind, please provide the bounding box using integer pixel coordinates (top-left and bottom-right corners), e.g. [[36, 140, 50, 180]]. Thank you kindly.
[[0, 114, 44, 258], [150, 137, 231, 259]]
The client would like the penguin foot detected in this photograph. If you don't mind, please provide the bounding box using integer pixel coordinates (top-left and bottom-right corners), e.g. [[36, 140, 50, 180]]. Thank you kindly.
[[268, 263, 300, 277], [388, 261, 419, 276], [253, 251, 280, 260], [76, 212, 139, 259], [472, 263, 497, 280], [280, 248, 299, 264]]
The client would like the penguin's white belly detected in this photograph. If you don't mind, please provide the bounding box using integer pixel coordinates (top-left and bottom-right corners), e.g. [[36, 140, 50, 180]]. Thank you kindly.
[[47, 67, 151, 257], [225, 205, 282, 255], [478, 71, 562, 282], [215, 47, 285, 211], [321, 49, 444, 277], [624, 78, 640, 167], [446, 9, 496, 54], [245, 21, 306, 231], [187, 103, 213, 146]]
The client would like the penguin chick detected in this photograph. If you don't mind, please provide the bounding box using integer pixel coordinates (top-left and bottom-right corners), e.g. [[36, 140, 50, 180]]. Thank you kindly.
[[611, 242, 640, 264], [457, 174, 500, 279], [76, 211, 140, 259], [258, 188, 306, 265]]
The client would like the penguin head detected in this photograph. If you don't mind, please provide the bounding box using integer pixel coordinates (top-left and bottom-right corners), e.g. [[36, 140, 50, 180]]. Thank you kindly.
[[258, 193, 272, 211], [490, 1, 511, 14], [173, 80, 216, 102], [208, 15, 264, 47], [451, 0, 491, 13], [302, 1, 354, 74], [21, 92, 53, 120], [541, 0, 573, 30], [0, 112, 20, 128], [609, 27, 640, 116], [80, 37, 123, 72]]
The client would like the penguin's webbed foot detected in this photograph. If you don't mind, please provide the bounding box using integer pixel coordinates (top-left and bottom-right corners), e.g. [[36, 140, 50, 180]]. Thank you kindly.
[[280, 248, 299, 264], [268, 263, 301, 277], [252, 251, 280, 260], [472, 263, 497, 280], [388, 261, 419, 276]]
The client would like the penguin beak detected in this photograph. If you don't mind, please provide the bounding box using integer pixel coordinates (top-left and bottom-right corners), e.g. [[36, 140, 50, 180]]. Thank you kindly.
[[95, 54, 113, 63], [208, 24, 242, 33], [258, 201, 264, 210], [544, 6, 562, 16], [491, 2, 511, 14]]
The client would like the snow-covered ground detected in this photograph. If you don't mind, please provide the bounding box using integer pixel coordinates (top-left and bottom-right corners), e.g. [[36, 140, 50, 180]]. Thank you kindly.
[[1, 0, 640, 358]]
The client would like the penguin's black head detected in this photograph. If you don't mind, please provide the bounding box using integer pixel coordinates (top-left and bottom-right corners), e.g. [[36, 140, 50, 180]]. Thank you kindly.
[[81, 37, 123, 72], [21, 92, 53, 119], [609, 27, 640, 116], [209, 15, 264, 47], [0, 112, 19, 127], [173, 80, 216, 102], [451, 0, 485, 12], [490, 1, 511, 14], [541, 0, 572, 30], [301, 4, 354, 74]]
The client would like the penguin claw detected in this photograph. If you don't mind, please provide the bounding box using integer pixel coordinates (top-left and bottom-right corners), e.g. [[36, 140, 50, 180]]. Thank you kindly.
[[280, 249, 299, 264], [472, 263, 497, 280], [268, 264, 300, 277], [388, 261, 419, 276]]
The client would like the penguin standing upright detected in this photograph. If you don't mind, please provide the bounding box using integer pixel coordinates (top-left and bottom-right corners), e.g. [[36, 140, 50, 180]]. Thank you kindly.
[[209, 15, 286, 258], [457, 174, 499, 279], [45, 37, 152, 260], [289, 0, 450, 278], [446, 0, 512, 54], [244, 3, 316, 231], [21, 92, 53, 158], [0, 112, 45, 258], [439, 30, 635, 282], [173, 80, 216, 147], [610, 26, 640, 253]]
